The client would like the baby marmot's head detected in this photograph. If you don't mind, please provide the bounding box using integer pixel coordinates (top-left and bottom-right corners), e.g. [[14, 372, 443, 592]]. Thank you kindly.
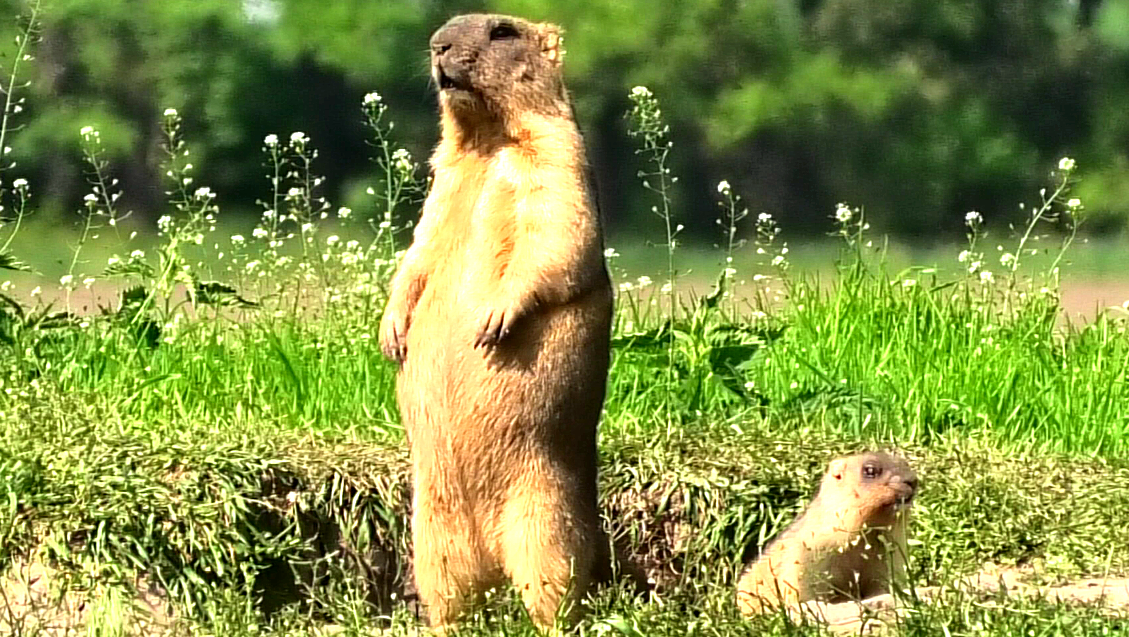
[[430, 14, 567, 121], [820, 451, 918, 529]]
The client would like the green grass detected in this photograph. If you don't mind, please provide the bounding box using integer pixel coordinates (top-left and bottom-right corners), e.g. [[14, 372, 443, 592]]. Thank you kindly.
[[0, 70, 1127, 635]]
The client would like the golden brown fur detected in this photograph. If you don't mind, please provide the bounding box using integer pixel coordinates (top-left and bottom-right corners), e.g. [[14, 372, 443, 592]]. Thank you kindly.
[[736, 452, 918, 616], [378, 13, 614, 632]]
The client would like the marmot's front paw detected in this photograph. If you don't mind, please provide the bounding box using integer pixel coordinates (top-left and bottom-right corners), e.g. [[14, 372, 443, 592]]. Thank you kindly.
[[379, 307, 410, 364], [474, 303, 522, 349]]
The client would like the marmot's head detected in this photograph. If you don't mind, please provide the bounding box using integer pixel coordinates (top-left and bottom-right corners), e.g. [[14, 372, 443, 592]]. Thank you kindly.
[[820, 452, 918, 529], [430, 14, 567, 122]]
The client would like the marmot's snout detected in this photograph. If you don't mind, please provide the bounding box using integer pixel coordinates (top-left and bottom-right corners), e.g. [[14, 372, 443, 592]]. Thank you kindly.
[[430, 26, 477, 93], [431, 47, 474, 92], [892, 474, 918, 507]]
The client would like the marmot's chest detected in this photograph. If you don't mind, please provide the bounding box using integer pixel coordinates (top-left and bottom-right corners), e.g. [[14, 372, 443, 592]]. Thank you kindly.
[[431, 161, 530, 275]]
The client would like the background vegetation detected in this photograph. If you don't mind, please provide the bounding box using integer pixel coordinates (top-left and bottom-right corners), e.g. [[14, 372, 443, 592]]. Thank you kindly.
[[4, 0, 1129, 240]]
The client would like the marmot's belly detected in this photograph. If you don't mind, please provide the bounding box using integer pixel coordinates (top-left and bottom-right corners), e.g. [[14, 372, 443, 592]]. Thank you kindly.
[[398, 297, 611, 442]]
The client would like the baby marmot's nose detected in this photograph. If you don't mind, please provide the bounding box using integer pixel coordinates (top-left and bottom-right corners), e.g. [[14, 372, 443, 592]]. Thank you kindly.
[[432, 42, 452, 56]]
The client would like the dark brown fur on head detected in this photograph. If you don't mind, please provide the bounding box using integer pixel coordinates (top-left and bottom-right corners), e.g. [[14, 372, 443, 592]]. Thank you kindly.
[[430, 14, 569, 128], [821, 451, 918, 528]]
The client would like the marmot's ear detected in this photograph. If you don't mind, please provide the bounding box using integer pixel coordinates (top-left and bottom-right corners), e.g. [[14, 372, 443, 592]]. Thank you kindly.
[[537, 23, 565, 66]]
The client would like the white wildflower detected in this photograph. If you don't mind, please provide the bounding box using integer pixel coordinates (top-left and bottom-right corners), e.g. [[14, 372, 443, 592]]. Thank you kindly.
[[902, 279, 917, 288], [264, 134, 278, 147], [12, 178, 27, 189], [363, 92, 382, 105], [287, 187, 302, 198], [835, 203, 853, 223], [965, 211, 983, 227], [716, 180, 730, 194], [163, 108, 178, 117], [757, 212, 772, 224], [636, 275, 653, 288], [252, 228, 268, 239], [337, 206, 352, 219], [1066, 198, 1082, 209], [30, 286, 40, 297], [630, 86, 652, 98], [392, 148, 414, 173], [327, 235, 340, 246], [107, 256, 121, 266], [980, 270, 994, 284], [1058, 157, 1075, 171], [83, 193, 98, 203], [194, 186, 214, 200], [59, 274, 73, 287], [604, 247, 620, 259], [1000, 252, 1016, 269], [83, 278, 95, 288], [958, 250, 971, 263], [131, 250, 145, 259], [79, 125, 95, 137], [289, 131, 308, 145]]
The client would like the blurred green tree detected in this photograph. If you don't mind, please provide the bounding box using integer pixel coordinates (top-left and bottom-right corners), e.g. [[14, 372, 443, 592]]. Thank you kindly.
[[2, 0, 1126, 238]]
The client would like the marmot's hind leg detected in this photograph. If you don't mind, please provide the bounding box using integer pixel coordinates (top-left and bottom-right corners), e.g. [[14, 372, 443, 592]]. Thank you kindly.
[[412, 478, 498, 630], [498, 472, 599, 628]]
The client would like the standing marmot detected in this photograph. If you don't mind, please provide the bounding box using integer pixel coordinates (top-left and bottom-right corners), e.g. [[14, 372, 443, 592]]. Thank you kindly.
[[736, 452, 918, 616], [378, 13, 614, 632]]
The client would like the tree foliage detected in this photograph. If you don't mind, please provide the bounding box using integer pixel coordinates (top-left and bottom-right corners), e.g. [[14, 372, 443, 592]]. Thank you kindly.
[[6, 0, 1129, 237]]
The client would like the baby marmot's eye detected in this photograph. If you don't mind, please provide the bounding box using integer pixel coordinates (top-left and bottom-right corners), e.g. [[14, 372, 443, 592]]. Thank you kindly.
[[862, 464, 881, 479], [490, 23, 520, 40]]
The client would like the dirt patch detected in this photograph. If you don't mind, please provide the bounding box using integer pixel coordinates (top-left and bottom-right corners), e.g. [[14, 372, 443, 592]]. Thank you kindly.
[[956, 564, 1129, 608], [802, 566, 1129, 635], [0, 558, 176, 636], [1060, 277, 1129, 321]]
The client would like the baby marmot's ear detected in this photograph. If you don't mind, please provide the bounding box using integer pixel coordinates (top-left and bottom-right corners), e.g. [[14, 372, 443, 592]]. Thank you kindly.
[[537, 22, 565, 66]]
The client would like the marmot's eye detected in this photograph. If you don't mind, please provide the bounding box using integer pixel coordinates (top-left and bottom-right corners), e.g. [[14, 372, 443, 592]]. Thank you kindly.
[[490, 24, 520, 40], [862, 464, 881, 479]]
